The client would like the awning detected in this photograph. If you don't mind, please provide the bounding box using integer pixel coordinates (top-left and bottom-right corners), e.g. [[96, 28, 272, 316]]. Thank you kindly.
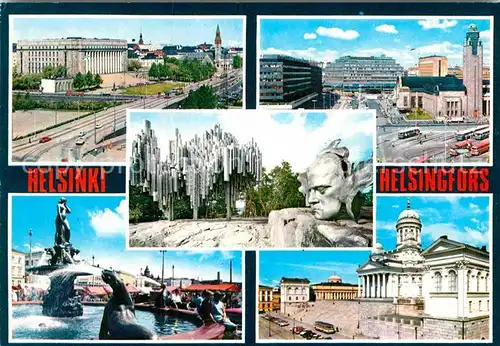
[[183, 283, 240, 293], [84, 286, 111, 296], [126, 285, 141, 294]]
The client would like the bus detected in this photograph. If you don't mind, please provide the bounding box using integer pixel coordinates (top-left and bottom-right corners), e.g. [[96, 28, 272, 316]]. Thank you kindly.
[[455, 126, 489, 141], [398, 127, 420, 139], [470, 139, 490, 156], [314, 321, 336, 334], [449, 139, 472, 156], [473, 129, 489, 140]]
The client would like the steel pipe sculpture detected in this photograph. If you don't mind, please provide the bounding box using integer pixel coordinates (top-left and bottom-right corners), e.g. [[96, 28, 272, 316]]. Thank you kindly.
[[130, 120, 262, 220]]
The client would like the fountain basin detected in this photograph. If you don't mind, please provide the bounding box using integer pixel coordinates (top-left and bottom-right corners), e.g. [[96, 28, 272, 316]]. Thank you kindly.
[[12, 304, 199, 340]]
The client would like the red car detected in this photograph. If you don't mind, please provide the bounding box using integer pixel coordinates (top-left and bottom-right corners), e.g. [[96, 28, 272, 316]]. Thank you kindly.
[[39, 136, 52, 143]]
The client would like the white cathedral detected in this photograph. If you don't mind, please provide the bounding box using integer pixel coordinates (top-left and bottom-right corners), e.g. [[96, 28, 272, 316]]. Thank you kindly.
[[357, 199, 490, 320]]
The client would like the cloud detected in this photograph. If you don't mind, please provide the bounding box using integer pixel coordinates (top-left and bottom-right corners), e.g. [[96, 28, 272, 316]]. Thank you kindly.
[[261, 47, 339, 63], [88, 199, 127, 237], [392, 204, 400, 209], [480, 30, 491, 41], [376, 220, 395, 231], [471, 218, 480, 224], [316, 26, 359, 40], [303, 32, 317, 40], [422, 223, 488, 248], [469, 203, 482, 214], [418, 19, 458, 31], [282, 261, 360, 276], [23, 243, 45, 252], [376, 24, 398, 34]]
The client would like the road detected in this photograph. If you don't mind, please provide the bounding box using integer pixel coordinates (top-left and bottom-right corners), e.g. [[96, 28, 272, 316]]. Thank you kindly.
[[11, 70, 243, 163], [369, 98, 490, 163], [258, 312, 351, 340]]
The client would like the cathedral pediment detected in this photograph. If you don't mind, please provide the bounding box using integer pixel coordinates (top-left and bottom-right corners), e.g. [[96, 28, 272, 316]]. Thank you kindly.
[[422, 236, 465, 255], [357, 261, 385, 272]]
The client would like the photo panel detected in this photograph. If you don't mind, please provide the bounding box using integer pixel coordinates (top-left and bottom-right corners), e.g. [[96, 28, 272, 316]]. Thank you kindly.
[[256, 194, 491, 342], [126, 109, 375, 249], [9, 14, 246, 165], [9, 193, 244, 342], [257, 15, 493, 165]]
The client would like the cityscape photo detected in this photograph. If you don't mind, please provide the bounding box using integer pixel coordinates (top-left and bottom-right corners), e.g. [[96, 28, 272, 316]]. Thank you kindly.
[[10, 15, 245, 164], [10, 194, 243, 341], [258, 195, 491, 341], [258, 16, 492, 164], [127, 109, 374, 249]]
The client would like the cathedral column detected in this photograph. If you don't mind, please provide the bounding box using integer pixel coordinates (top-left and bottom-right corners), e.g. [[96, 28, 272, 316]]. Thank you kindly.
[[370, 275, 375, 298], [387, 274, 392, 297], [362, 275, 366, 298], [358, 276, 361, 298], [382, 273, 386, 298], [375, 274, 379, 298]]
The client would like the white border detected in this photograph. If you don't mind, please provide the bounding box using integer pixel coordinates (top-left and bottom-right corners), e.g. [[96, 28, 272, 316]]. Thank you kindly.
[[8, 14, 247, 167], [256, 15, 494, 167], [8, 192, 246, 344], [255, 193, 493, 343], [124, 108, 377, 251]]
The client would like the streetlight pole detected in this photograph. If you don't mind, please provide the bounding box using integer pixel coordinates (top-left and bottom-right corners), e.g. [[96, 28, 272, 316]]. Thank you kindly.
[[160, 250, 166, 285], [92, 255, 95, 266], [29, 229, 33, 268], [113, 93, 116, 133]]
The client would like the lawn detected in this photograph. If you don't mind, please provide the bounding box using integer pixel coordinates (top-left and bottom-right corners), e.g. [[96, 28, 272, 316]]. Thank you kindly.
[[407, 109, 433, 120], [121, 82, 185, 95]]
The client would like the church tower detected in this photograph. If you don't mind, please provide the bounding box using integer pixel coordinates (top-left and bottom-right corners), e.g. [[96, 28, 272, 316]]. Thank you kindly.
[[463, 24, 483, 120], [396, 198, 422, 250], [214, 24, 222, 66], [139, 32, 144, 45]]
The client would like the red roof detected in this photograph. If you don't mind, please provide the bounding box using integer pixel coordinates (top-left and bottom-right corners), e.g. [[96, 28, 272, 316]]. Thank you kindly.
[[126, 285, 142, 294], [84, 286, 111, 296], [184, 283, 240, 293]]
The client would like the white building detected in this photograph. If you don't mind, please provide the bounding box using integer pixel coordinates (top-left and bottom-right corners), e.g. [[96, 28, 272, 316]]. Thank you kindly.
[[11, 250, 26, 286], [280, 277, 310, 313], [357, 199, 490, 339], [40, 78, 73, 93]]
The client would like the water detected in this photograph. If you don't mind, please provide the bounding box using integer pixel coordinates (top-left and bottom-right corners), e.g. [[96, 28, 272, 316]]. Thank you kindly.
[[12, 305, 199, 340]]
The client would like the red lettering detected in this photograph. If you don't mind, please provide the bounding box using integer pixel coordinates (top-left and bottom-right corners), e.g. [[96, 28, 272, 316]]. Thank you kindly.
[[379, 168, 389, 192], [391, 169, 398, 192], [437, 169, 446, 192], [407, 168, 417, 191], [48, 168, 56, 192], [27, 168, 38, 192], [68, 167, 74, 192], [75, 168, 86, 192], [457, 168, 467, 192], [100, 168, 106, 192], [88, 168, 98, 192], [425, 168, 435, 191], [447, 168, 455, 192], [479, 168, 489, 192], [468, 168, 479, 192], [57, 168, 68, 192], [39, 168, 47, 193]]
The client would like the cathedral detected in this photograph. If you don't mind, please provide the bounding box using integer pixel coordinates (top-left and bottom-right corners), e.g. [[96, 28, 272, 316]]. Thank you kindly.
[[356, 199, 490, 339]]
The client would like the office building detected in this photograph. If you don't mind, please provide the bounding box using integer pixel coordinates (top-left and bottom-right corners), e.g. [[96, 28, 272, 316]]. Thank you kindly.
[[418, 56, 448, 77]]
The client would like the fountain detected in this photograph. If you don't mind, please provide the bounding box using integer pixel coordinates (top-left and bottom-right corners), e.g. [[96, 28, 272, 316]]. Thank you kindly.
[[26, 197, 102, 317]]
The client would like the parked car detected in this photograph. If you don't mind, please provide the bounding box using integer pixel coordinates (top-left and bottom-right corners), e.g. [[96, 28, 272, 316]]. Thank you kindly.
[[39, 136, 52, 143], [78, 131, 87, 137], [95, 124, 103, 129], [76, 138, 85, 145]]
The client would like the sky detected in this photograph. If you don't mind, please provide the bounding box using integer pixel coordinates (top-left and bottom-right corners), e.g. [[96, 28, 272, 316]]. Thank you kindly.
[[259, 251, 371, 287], [128, 110, 374, 174], [376, 195, 490, 251], [260, 17, 492, 67], [11, 195, 242, 282], [12, 16, 244, 47]]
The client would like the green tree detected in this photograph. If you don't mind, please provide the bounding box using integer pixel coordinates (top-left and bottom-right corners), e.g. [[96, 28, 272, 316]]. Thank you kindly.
[[128, 185, 164, 223], [128, 60, 142, 72], [233, 55, 243, 69], [148, 63, 159, 80], [173, 195, 194, 220], [42, 65, 55, 79], [73, 72, 85, 90], [54, 65, 67, 78], [181, 85, 219, 109], [84, 71, 94, 87], [94, 74, 103, 86]]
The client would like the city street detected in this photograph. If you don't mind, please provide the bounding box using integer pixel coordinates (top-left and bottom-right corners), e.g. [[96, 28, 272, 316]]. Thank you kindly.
[[369, 97, 490, 164], [11, 70, 243, 163]]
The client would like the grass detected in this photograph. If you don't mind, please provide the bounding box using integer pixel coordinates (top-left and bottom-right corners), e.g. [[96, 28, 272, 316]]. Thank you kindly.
[[407, 109, 433, 120], [121, 82, 185, 95]]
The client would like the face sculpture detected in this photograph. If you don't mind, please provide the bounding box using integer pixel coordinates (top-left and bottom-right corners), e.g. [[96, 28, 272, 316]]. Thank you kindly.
[[301, 154, 346, 220]]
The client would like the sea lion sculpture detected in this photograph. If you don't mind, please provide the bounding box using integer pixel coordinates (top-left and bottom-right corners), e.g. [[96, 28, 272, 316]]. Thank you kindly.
[[99, 269, 157, 340]]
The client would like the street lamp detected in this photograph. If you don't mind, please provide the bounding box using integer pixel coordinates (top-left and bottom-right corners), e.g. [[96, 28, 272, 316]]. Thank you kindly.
[[92, 255, 95, 266], [312, 99, 317, 110]]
